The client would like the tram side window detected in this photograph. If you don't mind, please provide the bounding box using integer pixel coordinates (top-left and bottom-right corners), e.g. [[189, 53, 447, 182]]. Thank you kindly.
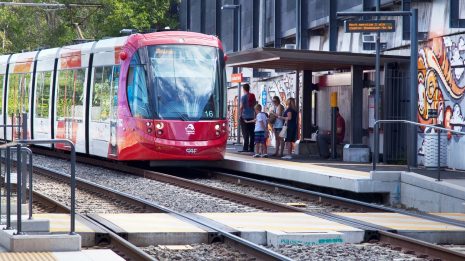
[[0, 74, 3, 115], [111, 66, 120, 119], [35, 71, 52, 119], [127, 53, 151, 119], [92, 66, 112, 121], [56, 69, 86, 120], [8, 73, 31, 117]]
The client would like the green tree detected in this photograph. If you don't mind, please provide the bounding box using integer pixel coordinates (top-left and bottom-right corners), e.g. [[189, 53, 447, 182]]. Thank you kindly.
[[0, 0, 179, 54]]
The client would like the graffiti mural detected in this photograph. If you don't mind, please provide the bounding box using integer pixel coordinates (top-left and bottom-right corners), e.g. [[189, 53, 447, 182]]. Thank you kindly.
[[226, 73, 298, 146], [417, 36, 465, 168]]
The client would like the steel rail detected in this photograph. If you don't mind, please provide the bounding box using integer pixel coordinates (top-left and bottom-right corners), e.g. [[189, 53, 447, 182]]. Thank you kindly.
[[30, 189, 154, 261], [207, 170, 465, 228], [203, 170, 465, 261], [29, 163, 292, 261], [28, 148, 465, 260]]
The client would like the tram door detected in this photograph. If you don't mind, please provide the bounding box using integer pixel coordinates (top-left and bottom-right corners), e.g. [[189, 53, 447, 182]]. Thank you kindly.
[[6, 73, 31, 140], [55, 69, 86, 152], [89, 65, 119, 157]]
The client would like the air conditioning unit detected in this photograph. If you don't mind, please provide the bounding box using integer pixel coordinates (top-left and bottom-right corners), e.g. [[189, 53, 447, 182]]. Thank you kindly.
[[362, 34, 376, 43], [284, 44, 296, 49]]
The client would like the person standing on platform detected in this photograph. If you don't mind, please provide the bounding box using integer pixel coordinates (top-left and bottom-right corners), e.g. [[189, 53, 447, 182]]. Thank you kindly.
[[245, 104, 268, 158], [317, 107, 345, 159], [269, 96, 285, 157], [238, 83, 256, 153], [277, 98, 298, 160]]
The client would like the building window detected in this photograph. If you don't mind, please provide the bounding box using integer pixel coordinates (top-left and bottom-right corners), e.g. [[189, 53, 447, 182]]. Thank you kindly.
[[450, 0, 465, 28]]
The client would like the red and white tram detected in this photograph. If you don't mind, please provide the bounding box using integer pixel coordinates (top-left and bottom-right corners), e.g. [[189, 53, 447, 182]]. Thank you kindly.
[[0, 31, 228, 161]]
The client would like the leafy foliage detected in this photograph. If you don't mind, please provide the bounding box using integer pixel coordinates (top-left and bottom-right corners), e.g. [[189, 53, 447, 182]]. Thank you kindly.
[[0, 0, 179, 54]]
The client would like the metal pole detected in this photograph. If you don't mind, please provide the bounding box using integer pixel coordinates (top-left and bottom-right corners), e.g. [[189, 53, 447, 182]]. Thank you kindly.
[[437, 129, 441, 181], [70, 144, 76, 234], [331, 107, 337, 159], [0, 149, 2, 222], [296, 0, 301, 49], [21, 113, 27, 203], [374, 0, 381, 166], [15, 144, 22, 235], [28, 150, 33, 220], [5, 146, 11, 229], [236, 5, 242, 145], [409, 9, 418, 168]]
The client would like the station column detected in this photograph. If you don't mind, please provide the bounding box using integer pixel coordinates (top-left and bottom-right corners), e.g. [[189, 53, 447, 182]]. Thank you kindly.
[[351, 65, 363, 144]]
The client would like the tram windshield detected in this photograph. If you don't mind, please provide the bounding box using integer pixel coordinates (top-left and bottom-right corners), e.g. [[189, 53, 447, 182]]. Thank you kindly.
[[147, 44, 223, 121]]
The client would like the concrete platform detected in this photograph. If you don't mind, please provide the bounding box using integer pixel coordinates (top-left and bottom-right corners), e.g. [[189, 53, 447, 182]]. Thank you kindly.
[[0, 249, 124, 260], [211, 153, 398, 194], [196, 212, 364, 245], [206, 150, 465, 212], [334, 212, 465, 244], [0, 228, 81, 252], [33, 214, 104, 247], [88, 213, 209, 247]]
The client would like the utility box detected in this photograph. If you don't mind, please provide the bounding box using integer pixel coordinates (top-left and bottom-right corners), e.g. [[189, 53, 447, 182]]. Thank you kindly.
[[343, 144, 370, 163]]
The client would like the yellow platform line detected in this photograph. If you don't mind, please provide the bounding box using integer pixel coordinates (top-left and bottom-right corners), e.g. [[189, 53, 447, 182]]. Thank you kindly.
[[0, 252, 56, 261]]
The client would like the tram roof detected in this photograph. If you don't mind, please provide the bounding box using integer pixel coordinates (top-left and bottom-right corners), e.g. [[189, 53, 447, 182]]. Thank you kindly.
[[226, 47, 409, 71]]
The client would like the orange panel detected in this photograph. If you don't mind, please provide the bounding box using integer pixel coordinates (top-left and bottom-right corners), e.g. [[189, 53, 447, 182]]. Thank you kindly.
[[13, 58, 33, 73], [60, 50, 82, 69]]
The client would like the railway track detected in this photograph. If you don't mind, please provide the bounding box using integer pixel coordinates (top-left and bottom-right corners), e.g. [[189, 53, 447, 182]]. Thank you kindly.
[[27, 160, 291, 261], [28, 148, 465, 260]]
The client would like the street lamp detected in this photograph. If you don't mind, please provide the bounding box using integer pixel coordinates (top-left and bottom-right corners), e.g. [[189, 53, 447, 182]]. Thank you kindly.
[[221, 4, 242, 145]]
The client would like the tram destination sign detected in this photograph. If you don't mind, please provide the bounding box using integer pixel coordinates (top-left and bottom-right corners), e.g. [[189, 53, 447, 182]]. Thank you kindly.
[[345, 20, 396, 33]]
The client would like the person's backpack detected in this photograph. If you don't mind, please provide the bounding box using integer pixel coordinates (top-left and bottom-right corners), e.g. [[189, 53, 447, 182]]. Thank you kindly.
[[248, 93, 257, 107]]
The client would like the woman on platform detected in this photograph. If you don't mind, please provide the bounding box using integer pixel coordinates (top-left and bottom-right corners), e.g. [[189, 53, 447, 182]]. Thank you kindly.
[[278, 97, 297, 160]]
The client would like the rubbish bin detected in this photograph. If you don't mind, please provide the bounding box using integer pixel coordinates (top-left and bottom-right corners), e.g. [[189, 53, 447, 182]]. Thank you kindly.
[[423, 130, 448, 168]]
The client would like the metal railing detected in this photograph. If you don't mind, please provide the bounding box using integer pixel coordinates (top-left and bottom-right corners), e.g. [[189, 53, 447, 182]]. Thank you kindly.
[[0, 113, 77, 235], [0, 146, 32, 234], [373, 120, 465, 181], [16, 139, 77, 234]]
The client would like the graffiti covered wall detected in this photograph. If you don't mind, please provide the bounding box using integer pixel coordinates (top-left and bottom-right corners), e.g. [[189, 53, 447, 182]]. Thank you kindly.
[[226, 72, 299, 146], [417, 36, 465, 169]]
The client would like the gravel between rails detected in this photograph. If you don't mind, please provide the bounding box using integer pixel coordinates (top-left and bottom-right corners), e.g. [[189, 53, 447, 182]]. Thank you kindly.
[[33, 174, 142, 214], [141, 243, 255, 261], [267, 243, 428, 261], [193, 178, 346, 212], [32, 155, 262, 213]]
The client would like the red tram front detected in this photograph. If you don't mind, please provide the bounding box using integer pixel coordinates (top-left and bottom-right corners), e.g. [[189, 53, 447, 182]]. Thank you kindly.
[[115, 32, 228, 160]]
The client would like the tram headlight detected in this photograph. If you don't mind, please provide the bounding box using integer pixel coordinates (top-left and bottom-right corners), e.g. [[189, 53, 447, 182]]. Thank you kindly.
[[156, 122, 164, 129], [147, 128, 152, 133], [146, 121, 152, 127], [215, 124, 220, 130], [157, 130, 163, 135], [215, 131, 220, 136]]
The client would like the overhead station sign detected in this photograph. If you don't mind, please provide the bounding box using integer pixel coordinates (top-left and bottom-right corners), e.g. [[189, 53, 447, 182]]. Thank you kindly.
[[345, 20, 396, 33]]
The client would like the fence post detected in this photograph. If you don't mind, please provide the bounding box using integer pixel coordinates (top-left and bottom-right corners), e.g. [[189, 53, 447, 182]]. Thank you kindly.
[[5, 146, 11, 229], [28, 150, 33, 220], [15, 144, 23, 235], [21, 113, 27, 203], [437, 128, 441, 181]]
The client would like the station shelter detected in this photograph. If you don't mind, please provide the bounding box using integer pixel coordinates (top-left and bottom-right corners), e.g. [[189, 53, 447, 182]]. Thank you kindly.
[[226, 47, 409, 163]]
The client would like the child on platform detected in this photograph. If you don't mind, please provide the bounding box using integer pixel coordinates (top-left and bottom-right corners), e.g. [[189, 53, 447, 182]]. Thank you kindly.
[[245, 104, 268, 158]]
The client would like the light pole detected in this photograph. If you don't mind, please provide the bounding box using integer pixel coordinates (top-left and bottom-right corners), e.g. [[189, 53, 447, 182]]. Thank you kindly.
[[221, 4, 242, 145]]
